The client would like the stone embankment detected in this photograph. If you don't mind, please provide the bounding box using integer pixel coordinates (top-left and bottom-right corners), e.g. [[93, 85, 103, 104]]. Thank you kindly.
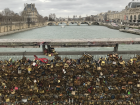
[[0, 22, 47, 36], [119, 28, 140, 35], [0, 25, 46, 36], [99, 22, 140, 35], [99, 22, 120, 30]]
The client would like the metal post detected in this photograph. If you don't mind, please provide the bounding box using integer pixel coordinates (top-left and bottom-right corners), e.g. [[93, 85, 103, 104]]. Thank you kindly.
[[42, 44, 45, 53], [47, 45, 51, 53], [114, 44, 118, 52]]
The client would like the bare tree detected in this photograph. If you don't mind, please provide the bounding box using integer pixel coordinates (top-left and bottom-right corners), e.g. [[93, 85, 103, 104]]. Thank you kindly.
[[43, 16, 48, 21], [1, 8, 15, 22], [19, 11, 25, 22], [13, 13, 22, 21], [0, 12, 3, 22], [2, 8, 11, 16], [49, 13, 56, 21]]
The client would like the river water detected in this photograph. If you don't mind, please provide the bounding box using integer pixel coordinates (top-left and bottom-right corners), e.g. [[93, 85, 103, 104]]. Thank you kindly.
[[0, 24, 140, 60]]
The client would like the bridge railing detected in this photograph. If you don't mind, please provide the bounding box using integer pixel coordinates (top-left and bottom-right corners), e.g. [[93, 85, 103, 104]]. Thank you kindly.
[[0, 39, 140, 56]]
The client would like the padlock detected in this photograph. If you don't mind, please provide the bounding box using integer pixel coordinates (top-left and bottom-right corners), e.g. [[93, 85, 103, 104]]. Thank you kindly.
[[101, 60, 105, 66], [97, 67, 101, 70], [48, 53, 52, 57]]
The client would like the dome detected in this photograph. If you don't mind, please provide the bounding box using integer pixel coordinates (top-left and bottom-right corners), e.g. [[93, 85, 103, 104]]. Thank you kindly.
[[127, 2, 140, 8]]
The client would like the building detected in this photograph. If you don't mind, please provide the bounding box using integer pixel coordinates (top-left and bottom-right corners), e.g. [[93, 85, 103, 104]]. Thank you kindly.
[[127, 2, 140, 8], [95, 1, 140, 23], [125, 1, 140, 22], [106, 10, 125, 23], [23, 3, 40, 22]]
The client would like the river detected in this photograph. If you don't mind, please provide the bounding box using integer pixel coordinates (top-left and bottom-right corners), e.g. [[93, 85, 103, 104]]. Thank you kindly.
[[0, 24, 140, 60]]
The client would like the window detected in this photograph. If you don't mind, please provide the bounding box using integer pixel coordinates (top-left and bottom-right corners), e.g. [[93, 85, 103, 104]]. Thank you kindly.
[[134, 15, 136, 20], [130, 15, 132, 20], [138, 15, 140, 19]]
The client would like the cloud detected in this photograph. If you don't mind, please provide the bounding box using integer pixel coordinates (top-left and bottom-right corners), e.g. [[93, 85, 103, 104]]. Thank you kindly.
[[0, 0, 132, 17]]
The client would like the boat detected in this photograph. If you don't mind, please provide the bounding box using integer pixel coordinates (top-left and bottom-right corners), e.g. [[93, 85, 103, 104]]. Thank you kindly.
[[61, 25, 65, 28]]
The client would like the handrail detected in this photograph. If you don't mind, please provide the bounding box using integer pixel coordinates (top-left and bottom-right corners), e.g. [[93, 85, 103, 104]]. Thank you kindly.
[[0, 38, 140, 43], [0, 39, 139, 56], [0, 51, 139, 56]]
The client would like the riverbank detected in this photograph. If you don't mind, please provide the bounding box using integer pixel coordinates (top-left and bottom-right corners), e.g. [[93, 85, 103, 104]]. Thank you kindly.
[[119, 28, 140, 35], [0, 25, 47, 36], [99, 22, 140, 35], [99, 22, 120, 30]]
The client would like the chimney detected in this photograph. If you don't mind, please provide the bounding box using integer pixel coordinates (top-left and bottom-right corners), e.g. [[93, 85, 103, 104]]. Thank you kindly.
[[33, 3, 35, 8], [31, 3, 32, 9]]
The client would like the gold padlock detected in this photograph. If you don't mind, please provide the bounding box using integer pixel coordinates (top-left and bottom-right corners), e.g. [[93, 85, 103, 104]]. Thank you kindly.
[[6, 98, 10, 102], [9, 58, 12, 62], [51, 64, 53, 68], [114, 69, 118, 72], [58, 80, 60, 83], [97, 67, 101, 70], [48, 54, 51, 57], [54, 52, 58, 55], [55, 63, 59, 67], [133, 57, 137, 61], [137, 84, 140, 87], [133, 71, 136, 74], [64, 63, 69, 68], [101, 61, 105, 66], [39, 90, 44, 93], [86, 64, 90, 68], [28, 66, 32, 71], [119, 61, 124, 65]]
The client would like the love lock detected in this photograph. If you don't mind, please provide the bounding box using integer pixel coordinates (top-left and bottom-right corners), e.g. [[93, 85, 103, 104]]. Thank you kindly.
[[43, 45, 58, 57]]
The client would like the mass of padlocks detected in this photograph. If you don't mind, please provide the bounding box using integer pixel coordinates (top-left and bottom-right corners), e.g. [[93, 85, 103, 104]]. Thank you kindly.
[[0, 53, 140, 105]]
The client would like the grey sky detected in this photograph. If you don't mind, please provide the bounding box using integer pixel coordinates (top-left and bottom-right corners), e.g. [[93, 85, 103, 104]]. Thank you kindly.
[[0, 0, 134, 18]]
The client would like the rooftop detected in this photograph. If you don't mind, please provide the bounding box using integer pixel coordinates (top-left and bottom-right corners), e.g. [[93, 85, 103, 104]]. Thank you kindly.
[[24, 3, 39, 15], [127, 2, 140, 8]]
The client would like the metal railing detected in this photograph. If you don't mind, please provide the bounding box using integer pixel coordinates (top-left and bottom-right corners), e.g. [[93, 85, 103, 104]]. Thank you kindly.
[[0, 39, 140, 56]]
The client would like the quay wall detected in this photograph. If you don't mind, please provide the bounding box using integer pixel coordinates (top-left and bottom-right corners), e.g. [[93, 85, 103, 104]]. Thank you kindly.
[[99, 22, 120, 30], [99, 22, 140, 35], [0, 22, 48, 36], [119, 29, 140, 35]]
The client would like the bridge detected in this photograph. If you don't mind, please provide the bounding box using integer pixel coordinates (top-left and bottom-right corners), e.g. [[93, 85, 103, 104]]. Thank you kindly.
[[46, 21, 99, 26]]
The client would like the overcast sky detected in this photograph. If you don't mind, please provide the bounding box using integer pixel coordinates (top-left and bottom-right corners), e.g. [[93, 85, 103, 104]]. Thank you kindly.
[[0, 0, 135, 18]]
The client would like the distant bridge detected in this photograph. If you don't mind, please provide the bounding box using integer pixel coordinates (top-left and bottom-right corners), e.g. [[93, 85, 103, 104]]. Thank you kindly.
[[46, 21, 99, 26]]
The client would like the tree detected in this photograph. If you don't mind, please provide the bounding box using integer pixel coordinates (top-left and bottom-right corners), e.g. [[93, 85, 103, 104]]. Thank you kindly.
[[43, 16, 48, 21], [2, 8, 12, 16], [0, 12, 3, 21], [1, 8, 15, 22], [19, 11, 25, 21], [13, 13, 22, 21], [49, 13, 56, 21]]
